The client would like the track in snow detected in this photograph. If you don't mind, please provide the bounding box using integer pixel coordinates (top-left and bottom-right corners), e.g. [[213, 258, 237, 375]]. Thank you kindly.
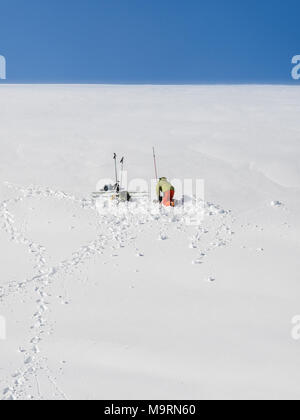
[[0, 182, 234, 400]]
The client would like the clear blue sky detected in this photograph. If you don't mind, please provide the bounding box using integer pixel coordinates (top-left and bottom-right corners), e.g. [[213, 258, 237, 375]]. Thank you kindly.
[[0, 0, 299, 83]]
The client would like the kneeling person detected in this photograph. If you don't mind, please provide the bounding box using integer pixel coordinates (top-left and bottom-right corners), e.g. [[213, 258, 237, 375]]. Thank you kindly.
[[156, 177, 175, 207]]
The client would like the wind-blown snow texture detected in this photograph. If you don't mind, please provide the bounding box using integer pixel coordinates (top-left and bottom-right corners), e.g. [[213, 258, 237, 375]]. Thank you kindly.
[[0, 85, 300, 400]]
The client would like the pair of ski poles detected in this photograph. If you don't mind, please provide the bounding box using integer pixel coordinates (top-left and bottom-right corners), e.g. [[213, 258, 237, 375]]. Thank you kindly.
[[114, 148, 159, 188], [113, 154, 125, 192]]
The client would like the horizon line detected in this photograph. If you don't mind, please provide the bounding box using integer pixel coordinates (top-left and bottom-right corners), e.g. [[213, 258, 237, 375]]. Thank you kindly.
[[0, 82, 299, 87]]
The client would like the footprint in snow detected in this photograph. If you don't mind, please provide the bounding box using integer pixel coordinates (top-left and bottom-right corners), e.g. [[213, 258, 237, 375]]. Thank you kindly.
[[32, 346, 40, 354], [3, 387, 13, 396], [271, 201, 283, 208], [15, 377, 24, 386], [24, 356, 34, 365]]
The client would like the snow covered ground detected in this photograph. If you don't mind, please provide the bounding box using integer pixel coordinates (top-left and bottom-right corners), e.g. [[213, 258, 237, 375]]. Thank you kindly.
[[0, 84, 300, 400]]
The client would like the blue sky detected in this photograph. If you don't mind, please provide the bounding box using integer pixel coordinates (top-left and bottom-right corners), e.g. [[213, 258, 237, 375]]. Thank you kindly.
[[0, 0, 299, 83]]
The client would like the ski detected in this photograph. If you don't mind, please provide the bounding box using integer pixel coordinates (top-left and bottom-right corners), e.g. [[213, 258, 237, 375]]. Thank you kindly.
[[92, 191, 149, 199]]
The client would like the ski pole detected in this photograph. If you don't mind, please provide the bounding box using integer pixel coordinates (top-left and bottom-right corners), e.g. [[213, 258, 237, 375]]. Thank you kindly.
[[113, 153, 120, 192], [120, 157, 124, 189], [153, 147, 158, 180], [113, 153, 118, 185]]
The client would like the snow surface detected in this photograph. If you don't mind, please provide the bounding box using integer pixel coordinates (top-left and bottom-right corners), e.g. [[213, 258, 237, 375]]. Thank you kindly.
[[0, 85, 300, 400]]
